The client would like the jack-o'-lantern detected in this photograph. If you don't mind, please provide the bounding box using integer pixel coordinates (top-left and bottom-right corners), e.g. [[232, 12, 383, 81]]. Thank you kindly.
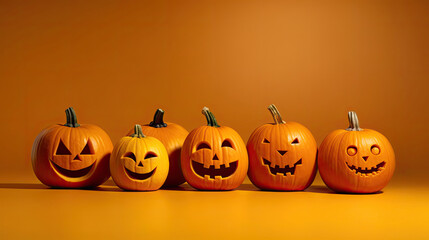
[[247, 104, 317, 191], [181, 107, 248, 190], [111, 124, 169, 191], [31, 107, 113, 188], [318, 111, 395, 193], [128, 109, 188, 187]]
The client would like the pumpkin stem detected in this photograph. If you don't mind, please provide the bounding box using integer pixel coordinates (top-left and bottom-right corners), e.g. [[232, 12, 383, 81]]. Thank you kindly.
[[268, 104, 285, 124], [131, 124, 146, 138], [149, 109, 168, 128], [346, 111, 362, 131], [64, 107, 80, 128], [202, 107, 220, 127]]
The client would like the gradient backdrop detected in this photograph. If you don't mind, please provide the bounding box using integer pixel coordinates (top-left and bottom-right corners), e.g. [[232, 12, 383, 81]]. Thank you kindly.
[[1, 0, 428, 183], [1, 1, 429, 239]]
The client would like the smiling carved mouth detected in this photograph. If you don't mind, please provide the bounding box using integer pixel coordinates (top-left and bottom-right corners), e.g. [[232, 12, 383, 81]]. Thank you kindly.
[[263, 158, 302, 176], [51, 161, 95, 178], [125, 167, 156, 180], [191, 161, 238, 179], [346, 161, 386, 175]]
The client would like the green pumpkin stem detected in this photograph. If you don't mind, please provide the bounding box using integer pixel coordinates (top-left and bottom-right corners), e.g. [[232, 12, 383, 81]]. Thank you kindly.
[[202, 107, 220, 127], [346, 111, 362, 131], [64, 107, 80, 128], [131, 124, 146, 138], [268, 104, 285, 124], [149, 109, 167, 128]]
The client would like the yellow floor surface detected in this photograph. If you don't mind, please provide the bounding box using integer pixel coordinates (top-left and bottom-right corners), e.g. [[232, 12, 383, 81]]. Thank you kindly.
[[0, 177, 428, 240]]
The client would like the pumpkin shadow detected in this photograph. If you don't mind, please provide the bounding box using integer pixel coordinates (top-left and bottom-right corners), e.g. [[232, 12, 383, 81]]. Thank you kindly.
[[161, 183, 260, 192], [304, 185, 383, 195], [161, 184, 197, 191], [0, 182, 123, 192], [102, 178, 117, 186], [235, 184, 260, 191], [0, 183, 49, 189], [304, 185, 336, 194]]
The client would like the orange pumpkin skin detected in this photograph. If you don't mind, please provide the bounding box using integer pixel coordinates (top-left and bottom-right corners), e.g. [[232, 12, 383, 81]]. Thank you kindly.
[[127, 109, 188, 187], [181, 107, 248, 190], [318, 112, 395, 193], [112, 125, 169, 191], [31, 108, 113, 188], [247, 105, 317, 191]]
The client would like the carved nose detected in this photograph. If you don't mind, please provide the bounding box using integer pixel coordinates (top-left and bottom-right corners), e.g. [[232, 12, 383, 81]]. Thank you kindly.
[[138, 162, 143, 167], [362, 156, 369, 161], [278, 150, 287, 156], [212, 154, 219, 160], [73, 155, 81, 161]]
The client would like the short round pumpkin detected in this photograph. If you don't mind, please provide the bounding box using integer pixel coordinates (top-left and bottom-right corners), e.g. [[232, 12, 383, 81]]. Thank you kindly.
[[111, 124, 169, 191], [247, 104, 317, 190], [31, 107, 113, 188], [318, 111, 395, 193], [181, 107, 248, 190]]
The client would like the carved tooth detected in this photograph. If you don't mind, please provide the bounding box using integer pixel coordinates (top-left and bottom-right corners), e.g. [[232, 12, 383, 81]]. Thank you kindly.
[[204, 162, 211, 169], [214, 164, 221, 169], [372, 172, 377, 175], [286, 172, 292, 176], [214, 176, 222, 180], [276, 172, 284, 176], [224, 162, 230, 168], [204, 175, 211, 180]]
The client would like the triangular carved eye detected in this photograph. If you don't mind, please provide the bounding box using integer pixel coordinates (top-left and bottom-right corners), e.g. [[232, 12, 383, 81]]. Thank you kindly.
[[80, 141, 93, 155], [292, 138, 299, 144], [124, 152, 136, 161], [263, 138, 270, 143], [56, 139, 71, 155]]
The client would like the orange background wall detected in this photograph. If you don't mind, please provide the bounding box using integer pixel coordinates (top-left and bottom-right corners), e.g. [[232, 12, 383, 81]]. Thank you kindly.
[[1, 0, 428, 184]]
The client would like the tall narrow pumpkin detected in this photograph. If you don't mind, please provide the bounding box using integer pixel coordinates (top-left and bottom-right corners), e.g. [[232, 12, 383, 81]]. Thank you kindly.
[[247, 104, 317, 190], [181, 107, 248, 190], [318, 111, 395, 193], [31, 107, 113, 188], [128, 109, 188, 187]]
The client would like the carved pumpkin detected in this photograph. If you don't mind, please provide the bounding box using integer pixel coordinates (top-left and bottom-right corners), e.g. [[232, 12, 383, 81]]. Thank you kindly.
[[181, 107, 248, 190], [111, 124, 169, 191], [318, 111, 395, 193], [128, 109, 188, 187], [31, 107, 113, 188], [247, 104, 317, 191]]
